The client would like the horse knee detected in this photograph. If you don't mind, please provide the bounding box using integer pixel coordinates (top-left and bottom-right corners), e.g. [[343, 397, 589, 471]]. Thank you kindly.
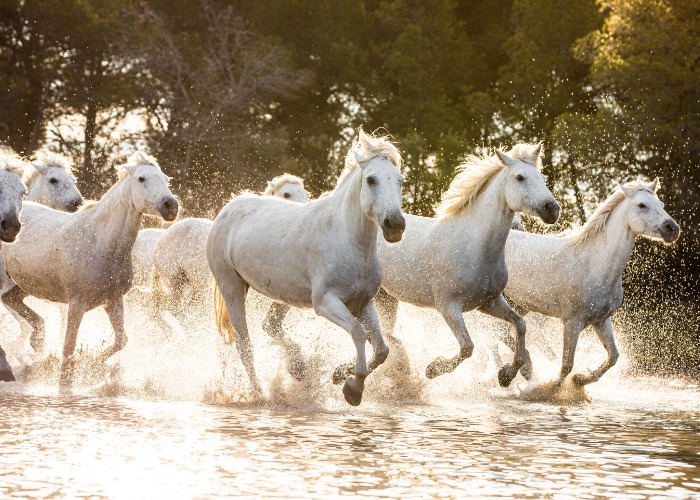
[[514, 316, 526, 335], [609, 347, 619, 366]]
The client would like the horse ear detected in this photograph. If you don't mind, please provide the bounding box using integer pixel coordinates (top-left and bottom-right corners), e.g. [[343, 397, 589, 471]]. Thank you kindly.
[[532, 144, 542, 161], [495, 149, 517, 168], [267, 181, 274, 189], [648, 177, 659, 192], [31, 163, 48, 175], [354, 151, 368, 166], [619, 183, 636, 198]]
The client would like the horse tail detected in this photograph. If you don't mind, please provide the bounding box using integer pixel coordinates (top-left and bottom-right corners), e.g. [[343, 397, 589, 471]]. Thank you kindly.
[[212, 275, 235, 344]]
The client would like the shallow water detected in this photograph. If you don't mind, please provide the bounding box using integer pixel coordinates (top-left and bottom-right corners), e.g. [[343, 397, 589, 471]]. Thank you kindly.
[[1, 300, 699, 498]]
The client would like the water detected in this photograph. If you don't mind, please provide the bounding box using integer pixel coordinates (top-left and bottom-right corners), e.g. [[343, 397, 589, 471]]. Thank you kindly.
[[1, 299, 699, 498]]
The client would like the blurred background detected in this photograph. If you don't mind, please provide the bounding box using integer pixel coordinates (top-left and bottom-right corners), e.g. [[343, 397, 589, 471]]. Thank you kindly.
[[0, 0, 697, 372]]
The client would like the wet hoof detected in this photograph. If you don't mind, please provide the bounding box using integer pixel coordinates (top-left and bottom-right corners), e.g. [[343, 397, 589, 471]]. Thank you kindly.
[[498, 364, 518, 387], [425, 356, 450, 379], [332, 363, 353, 385], [342, 380, 363, 406], [0, 369, 15, 382], [287, 359, 307, 381], [572, 373, 589, 386]]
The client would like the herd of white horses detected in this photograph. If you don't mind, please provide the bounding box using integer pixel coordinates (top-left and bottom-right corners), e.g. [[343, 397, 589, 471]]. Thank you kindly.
[[0, 130, 680, 405]]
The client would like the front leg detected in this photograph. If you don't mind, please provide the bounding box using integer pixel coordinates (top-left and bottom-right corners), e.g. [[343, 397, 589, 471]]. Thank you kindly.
[[573, 317, 619, 386], [425, 300, 474, 379], [60, 301, 89, 395], [559, 318, 585, 384], [101, 297, 128, 360], [0, 345, 15, 382], [313, 292, 368, 406], [479, 294, 532, 387]]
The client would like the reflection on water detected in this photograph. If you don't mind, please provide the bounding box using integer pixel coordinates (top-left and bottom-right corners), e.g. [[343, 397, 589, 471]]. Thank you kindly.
[[1, 382, 699, 498]]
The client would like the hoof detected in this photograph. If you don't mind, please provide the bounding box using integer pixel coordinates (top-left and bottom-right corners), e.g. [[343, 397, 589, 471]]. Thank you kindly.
[[572, 373, 588, 386], [498, 364, 518, 387], [520, 353, 534, 381], [0, 369, 15, 382], [425, 356, 449, 380], [342, 380, 363, 406], [332, 363, 353, 385]]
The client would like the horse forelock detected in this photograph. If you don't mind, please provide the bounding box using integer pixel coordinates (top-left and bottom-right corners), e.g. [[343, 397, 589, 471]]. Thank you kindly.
[[337, 129, 402, 187], [567, 180, 658, 247], [22, 151, 74, 186], [0, 154, 28, 180], [435, 143, 543, 220]]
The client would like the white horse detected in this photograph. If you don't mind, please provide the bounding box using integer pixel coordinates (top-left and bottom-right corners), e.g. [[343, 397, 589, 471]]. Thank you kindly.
[[151, 173, 310, 311], [0, 155, 27, 382], [208, 130, 405, 405], [502, 179, 680, 386], [355, 144, 560, 389], [1, 152, 178, 392], [25, 151, 84, 212]]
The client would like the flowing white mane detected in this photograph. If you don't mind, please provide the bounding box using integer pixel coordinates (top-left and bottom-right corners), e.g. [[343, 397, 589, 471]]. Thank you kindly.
[[263, 173, 305, 195], [24, 151, 74, 185], [117, 151, 161, 179], [435, 143, 542, 219], [0, 154, 28, 178], [335, 129, 402, 188], [568, 180, 656, 247]]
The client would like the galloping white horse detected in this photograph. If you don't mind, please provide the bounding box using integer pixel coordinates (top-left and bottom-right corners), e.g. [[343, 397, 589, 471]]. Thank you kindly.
[[152, 173, 310, 311], [503, 179, 680, 386], [1, 152, 178, 392], [24, 151, 84, 212], [208, 130, 405, 405], [131, 227, 166, 289], [0, 155, 27, 382], [360, 144, 560, 388]]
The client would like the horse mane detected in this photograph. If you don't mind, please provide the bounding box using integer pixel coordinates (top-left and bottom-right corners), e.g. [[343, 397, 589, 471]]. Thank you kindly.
[[263, 173, 305, 195], [0, 154, 28, 179], [117, 151, 161, 179], [335, 129, 402, 188], [435, 143, 542, 220], [23, 151, 74, 185], [567, 181, 655, 247]]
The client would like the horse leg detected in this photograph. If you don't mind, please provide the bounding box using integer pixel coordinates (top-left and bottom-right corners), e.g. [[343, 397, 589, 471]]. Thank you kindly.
[[149, 272, 177, 335], [59, 301, 89, 395], [359, 301, 389, 375], [425, 301, 474, 379], [313, 292, 368, 406], [573, 317, 619, 386], [262, 302, 305, 380], [101, 297, 128, 360], [376, 288, 411, 373], [558, 318, 585, 384], [2, 285, 45, 352], [216, 271, 261, 394], [0, 345, 15, 382], [479, 294, 532, 387]]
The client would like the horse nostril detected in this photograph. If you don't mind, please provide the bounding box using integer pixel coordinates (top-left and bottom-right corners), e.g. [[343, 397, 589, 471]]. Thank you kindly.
[[664, 221, 677, 233], [545, 202, 555, 213], [0, 220, 6, 233], [384, 216, 405, 232]]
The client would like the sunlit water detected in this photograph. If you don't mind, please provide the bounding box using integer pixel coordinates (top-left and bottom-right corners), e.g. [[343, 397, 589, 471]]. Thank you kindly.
[[1, 296, 698, 498]]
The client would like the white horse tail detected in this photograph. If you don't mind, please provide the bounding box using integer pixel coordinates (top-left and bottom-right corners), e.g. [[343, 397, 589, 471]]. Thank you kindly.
[[212, 275, 235, 344]]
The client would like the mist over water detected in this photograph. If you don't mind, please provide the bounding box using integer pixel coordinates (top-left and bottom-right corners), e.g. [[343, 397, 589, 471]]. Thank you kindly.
[[1, 293, 699, 497]]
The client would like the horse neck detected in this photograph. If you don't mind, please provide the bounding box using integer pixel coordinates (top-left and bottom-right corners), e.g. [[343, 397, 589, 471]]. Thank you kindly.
[[585, 200, 636, 283], [327, 168, 377, 250], [449, 169, 514, 253], [85, 179, 143, 259]]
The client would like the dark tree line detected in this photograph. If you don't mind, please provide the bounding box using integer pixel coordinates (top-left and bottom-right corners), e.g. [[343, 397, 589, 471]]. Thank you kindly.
[[1, 0, 698, 371]]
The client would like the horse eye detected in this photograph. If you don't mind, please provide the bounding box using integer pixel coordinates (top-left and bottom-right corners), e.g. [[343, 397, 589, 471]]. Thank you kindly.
[[138, 176, 145, 183], [366, 176, 376, 186], [516, 174, 525, 182], [638, 203, 646, 209], [49, 178, 58, 185], [283, 193, 291, 198]]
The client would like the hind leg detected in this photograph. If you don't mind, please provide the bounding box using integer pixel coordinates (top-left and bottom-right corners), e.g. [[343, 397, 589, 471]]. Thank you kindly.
[[557, 318, 585, 384], [2, 285, 45, 352], [573, 317, 618, 386], [479, 295, 532, 387], [263, 302, 305, 380], [425, 301, 474, 379], [212, 267, 260, 394], [0, 345, 15, 382], [376, 288, 411, 373], [59, 301, 89, 395]]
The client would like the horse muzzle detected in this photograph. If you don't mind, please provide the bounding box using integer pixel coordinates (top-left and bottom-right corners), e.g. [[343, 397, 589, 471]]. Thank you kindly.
[[159, 197, 179, 222], [539, 200, 560, 225], [381, 214, 405, 243], [66, 196, 84, 213], [0, 215, 21, 242], [661, 219, 680, 243]]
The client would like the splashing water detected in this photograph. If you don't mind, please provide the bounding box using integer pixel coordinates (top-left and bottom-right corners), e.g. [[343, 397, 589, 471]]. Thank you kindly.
[[0, 293, 699, 497]]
